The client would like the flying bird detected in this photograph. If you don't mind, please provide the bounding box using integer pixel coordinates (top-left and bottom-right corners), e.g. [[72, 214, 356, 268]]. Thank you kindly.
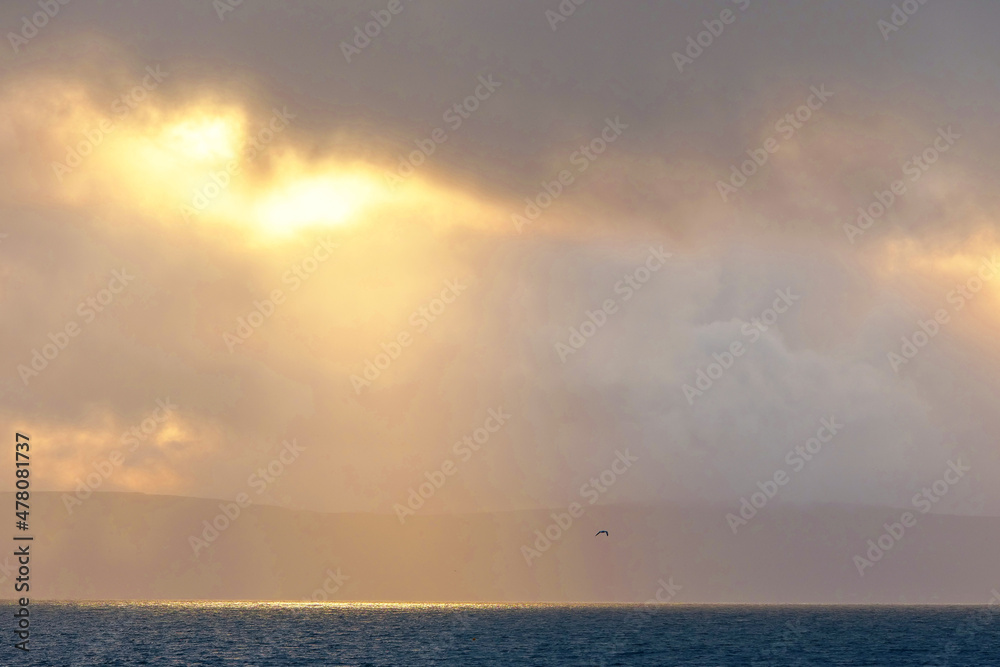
[[595, 530, 609, 537]]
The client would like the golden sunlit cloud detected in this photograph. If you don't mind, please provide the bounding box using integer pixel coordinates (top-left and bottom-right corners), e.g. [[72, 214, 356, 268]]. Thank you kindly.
[[875, 229, 1000, 283], [22, 409, 213, 497], [166, 116, 243, 162], [0, 74, 510, 243], [869, 230, 1000, 352], [251, 168, 382, 234]]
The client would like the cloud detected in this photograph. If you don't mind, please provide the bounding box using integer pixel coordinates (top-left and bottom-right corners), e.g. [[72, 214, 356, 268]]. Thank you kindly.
[[0, 1, 998, 521]]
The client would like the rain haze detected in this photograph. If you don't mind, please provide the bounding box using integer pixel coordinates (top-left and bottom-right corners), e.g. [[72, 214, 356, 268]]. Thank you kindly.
[[2, 0, 1000, 606]]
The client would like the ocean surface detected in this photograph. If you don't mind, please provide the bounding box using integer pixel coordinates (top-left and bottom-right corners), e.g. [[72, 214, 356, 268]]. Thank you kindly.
[[3, 602, 1000, 665]]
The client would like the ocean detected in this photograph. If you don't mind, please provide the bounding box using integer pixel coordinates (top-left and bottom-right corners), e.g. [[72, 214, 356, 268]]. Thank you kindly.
[[3, 602, 1000, 665]]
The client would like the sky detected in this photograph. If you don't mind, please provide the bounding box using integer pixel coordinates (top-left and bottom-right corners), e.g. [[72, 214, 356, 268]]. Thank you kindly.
[[2, 0, 1000, 526]]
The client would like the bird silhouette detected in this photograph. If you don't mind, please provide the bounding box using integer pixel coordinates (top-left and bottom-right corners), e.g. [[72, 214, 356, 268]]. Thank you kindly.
[[595, 530, 609, 536]]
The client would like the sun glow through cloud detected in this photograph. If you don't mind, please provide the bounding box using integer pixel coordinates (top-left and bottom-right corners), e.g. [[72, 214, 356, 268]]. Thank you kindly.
[[252, 171, 382, 234], [166, 116, 242, 161], [0, 77, 505, 241]]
